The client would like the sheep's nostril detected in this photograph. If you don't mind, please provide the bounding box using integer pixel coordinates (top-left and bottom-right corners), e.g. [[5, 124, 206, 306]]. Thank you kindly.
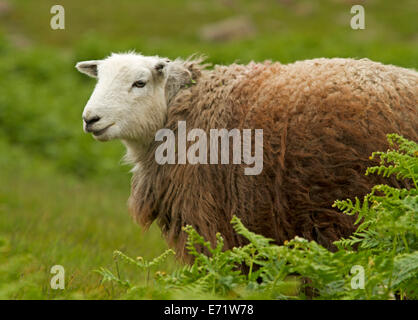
[[83, 115, 101, 125]]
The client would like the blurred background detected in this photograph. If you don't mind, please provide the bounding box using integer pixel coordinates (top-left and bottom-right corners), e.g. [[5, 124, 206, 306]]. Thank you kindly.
[[0, 0, 416, 299]]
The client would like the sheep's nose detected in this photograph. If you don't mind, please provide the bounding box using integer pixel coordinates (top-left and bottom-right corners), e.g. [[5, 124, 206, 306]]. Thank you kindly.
[[83, 115, 101, 125]]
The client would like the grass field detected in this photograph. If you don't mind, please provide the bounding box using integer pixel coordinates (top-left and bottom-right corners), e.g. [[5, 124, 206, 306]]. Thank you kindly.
[[0, 0, 416, 299], [0, 140, 176, 299]]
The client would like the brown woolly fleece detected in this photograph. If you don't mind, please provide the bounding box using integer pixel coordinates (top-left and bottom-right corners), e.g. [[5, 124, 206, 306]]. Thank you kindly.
[[129, 57, 418, 261]]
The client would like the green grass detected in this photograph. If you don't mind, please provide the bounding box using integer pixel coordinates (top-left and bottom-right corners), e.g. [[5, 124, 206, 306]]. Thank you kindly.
[[3, 0, 417, 67], [0, 0, 416, 299], [0, 139, 175, 299]]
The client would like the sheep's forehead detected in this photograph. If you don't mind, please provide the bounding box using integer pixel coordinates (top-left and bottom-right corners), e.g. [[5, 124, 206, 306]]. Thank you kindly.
[[98, 54, 159, 82]]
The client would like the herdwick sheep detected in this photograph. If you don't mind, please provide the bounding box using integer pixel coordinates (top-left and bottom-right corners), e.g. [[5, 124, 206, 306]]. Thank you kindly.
[[76, 53, 418, 260]]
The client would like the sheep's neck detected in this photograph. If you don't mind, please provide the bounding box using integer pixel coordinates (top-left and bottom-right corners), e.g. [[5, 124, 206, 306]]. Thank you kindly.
[[122, 139, 150, 165]]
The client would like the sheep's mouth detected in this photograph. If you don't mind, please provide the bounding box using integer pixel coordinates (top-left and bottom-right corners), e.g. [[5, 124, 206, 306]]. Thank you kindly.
[[92, 123, 115, 136]]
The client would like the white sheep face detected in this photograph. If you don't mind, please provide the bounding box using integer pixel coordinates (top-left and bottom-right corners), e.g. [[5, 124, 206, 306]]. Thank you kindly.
[[76, 53, 172, 143]]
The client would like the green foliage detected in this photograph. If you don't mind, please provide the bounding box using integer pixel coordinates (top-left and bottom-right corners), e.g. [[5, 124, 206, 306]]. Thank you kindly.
[[334, 134, 418, 254], [97, 134, 418, 299]]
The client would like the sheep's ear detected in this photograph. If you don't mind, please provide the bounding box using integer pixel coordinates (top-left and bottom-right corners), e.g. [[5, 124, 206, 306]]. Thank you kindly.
[[163, 61, 192, 104], [154, 60, 167, 73], [75, 60, 100, 78], [153, 59, 171, 77]]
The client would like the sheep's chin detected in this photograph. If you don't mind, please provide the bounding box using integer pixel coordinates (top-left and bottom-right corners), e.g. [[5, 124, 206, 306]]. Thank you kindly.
[[92, 126, 117, 142], [93, 133, 111, 142]]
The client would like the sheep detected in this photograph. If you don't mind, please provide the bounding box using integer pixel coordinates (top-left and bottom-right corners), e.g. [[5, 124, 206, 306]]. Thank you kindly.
[[76, 53, 418, 260]]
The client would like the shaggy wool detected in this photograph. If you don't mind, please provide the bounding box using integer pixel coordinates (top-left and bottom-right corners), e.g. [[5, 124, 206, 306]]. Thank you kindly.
[[129, 57, 418, 261]]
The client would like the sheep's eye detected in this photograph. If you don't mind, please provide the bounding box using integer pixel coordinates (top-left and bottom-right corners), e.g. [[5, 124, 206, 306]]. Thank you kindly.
[[132, 80, 146, 88]]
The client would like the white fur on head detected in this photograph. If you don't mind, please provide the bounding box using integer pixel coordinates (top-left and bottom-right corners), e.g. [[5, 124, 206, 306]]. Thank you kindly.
[[76, 52, 192, 162]]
